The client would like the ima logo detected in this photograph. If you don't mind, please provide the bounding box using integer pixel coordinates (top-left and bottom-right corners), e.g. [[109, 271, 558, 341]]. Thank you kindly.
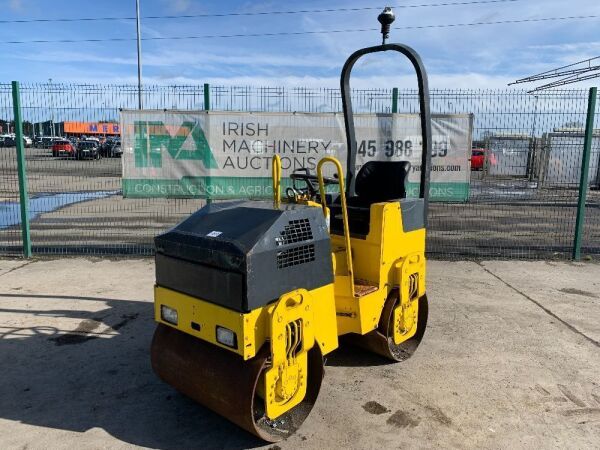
[[133, 121, 217, 169]]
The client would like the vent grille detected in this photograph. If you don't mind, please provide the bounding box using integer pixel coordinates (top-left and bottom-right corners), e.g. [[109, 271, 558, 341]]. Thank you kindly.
[[277, 218, 313, 246], [277, 244, 315, 269]]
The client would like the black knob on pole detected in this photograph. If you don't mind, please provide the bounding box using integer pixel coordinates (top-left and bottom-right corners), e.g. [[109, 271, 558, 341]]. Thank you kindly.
[[377, 7, 395, 45]]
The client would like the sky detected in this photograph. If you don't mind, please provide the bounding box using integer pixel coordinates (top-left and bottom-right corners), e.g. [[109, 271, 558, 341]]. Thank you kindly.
[[0, 0, 599, 89]]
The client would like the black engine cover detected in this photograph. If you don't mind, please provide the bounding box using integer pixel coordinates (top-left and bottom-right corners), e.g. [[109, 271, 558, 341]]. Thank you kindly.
[[155, 200, 333, 312]]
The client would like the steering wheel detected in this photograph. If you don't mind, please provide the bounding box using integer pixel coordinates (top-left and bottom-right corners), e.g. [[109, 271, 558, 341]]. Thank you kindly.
[[289, 168, 339, 198]]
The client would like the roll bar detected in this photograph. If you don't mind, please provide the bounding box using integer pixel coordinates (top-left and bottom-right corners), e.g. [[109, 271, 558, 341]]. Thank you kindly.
[[340, 43, 433, 223]]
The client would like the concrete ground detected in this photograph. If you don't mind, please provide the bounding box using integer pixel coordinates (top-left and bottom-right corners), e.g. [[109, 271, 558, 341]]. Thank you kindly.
[[0, 258, 598, 449]]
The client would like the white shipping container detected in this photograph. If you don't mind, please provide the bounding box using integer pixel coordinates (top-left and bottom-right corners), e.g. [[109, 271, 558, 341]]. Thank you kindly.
[[488, 137, 531, 176], [543, 133, 600, 186]]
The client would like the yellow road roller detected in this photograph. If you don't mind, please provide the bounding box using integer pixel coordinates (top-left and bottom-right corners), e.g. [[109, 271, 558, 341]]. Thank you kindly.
[[151, 7, 432, 442]]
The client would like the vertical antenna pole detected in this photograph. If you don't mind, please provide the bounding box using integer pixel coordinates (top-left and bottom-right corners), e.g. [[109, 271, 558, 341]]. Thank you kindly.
[[136, 0, 143, 109]]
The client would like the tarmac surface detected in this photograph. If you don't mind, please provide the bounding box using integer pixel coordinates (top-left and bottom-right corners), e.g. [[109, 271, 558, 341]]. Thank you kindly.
[[0, 258, 599, 449]]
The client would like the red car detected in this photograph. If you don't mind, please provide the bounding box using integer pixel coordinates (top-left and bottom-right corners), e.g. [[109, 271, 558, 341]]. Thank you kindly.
[[471, 148, 496, 170], [52, 140, 76, 158]]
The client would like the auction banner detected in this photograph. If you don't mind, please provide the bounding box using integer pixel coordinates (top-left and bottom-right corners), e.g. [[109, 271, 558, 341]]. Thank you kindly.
[[121, 111, 472, 202]]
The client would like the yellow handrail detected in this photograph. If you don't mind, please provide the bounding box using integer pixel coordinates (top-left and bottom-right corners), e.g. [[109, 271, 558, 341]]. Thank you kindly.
[[317, 157, 354, 297], [272, 154, 282, 208]]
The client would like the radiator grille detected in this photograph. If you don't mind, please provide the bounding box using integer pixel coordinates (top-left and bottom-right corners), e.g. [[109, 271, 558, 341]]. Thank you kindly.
[[277, 218, 313, 246], [277, 244, 315, 269]]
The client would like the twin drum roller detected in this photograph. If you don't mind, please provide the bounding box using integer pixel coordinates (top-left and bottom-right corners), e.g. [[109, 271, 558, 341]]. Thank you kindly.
[[151, 7, 432, 442]]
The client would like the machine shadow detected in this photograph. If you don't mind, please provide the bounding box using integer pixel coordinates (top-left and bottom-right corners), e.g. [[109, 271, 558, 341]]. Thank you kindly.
[[325, 340, 392, 367], [0, 293, 264, 450]]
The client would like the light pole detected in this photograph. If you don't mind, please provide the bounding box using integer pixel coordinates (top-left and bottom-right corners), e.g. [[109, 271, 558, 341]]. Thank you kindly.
[[136, 0, 143, 109], [48, 78, 55, 137]]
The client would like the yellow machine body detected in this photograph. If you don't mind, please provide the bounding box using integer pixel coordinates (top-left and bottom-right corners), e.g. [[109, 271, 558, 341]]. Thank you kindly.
[[317, 156, 426, 345], [153, 156, 426, 423], [154, 284, 339, 362], [331, 202, 426, 340]]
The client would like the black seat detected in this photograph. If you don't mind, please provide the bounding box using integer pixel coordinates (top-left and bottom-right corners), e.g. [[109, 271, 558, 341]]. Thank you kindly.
[[355, 161, 410, 203], [330, 161, 411, 237]]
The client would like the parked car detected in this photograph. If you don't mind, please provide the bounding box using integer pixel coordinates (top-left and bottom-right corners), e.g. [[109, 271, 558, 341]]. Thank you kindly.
[[110, 140, 122, 157], [0, 135, 13, 146], [471, 148, 485, 170], [51, 139, 76, 157], [23, 136, 32, 147], [76, 140, 100, 160], [0, 135, 29, 147], [471, 148, 498, 171], [99, 139, 113, 156], [42, 137, 61, 149], [100, 139, 122, 157]]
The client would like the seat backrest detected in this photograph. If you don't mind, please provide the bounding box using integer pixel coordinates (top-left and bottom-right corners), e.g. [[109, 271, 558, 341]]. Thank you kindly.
[[355, 161, 411, 203]]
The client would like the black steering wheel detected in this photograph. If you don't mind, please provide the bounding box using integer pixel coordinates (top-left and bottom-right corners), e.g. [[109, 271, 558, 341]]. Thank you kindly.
[[288, 168, 339, 199]]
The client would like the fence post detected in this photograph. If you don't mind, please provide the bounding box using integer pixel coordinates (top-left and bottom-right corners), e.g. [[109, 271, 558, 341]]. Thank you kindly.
[[203, 83, 212, 204], [11, 81, 32, 258], [204, 83, 210, 111], [572, 86, 597, 261], [391, 87, 398, 113]]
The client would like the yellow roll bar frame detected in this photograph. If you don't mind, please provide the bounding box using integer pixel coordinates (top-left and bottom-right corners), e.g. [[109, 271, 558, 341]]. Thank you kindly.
[[317, 157, 355, 297]]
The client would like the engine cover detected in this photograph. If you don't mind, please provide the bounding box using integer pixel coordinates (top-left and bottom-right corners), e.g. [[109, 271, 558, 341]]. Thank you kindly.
[[154, 200, 333, 312]]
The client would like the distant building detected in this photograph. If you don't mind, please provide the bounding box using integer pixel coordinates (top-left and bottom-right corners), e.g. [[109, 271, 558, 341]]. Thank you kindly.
[[33, 121, 57, 136], [63, 121, 120, 136], [33, 121, 120, 138]]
